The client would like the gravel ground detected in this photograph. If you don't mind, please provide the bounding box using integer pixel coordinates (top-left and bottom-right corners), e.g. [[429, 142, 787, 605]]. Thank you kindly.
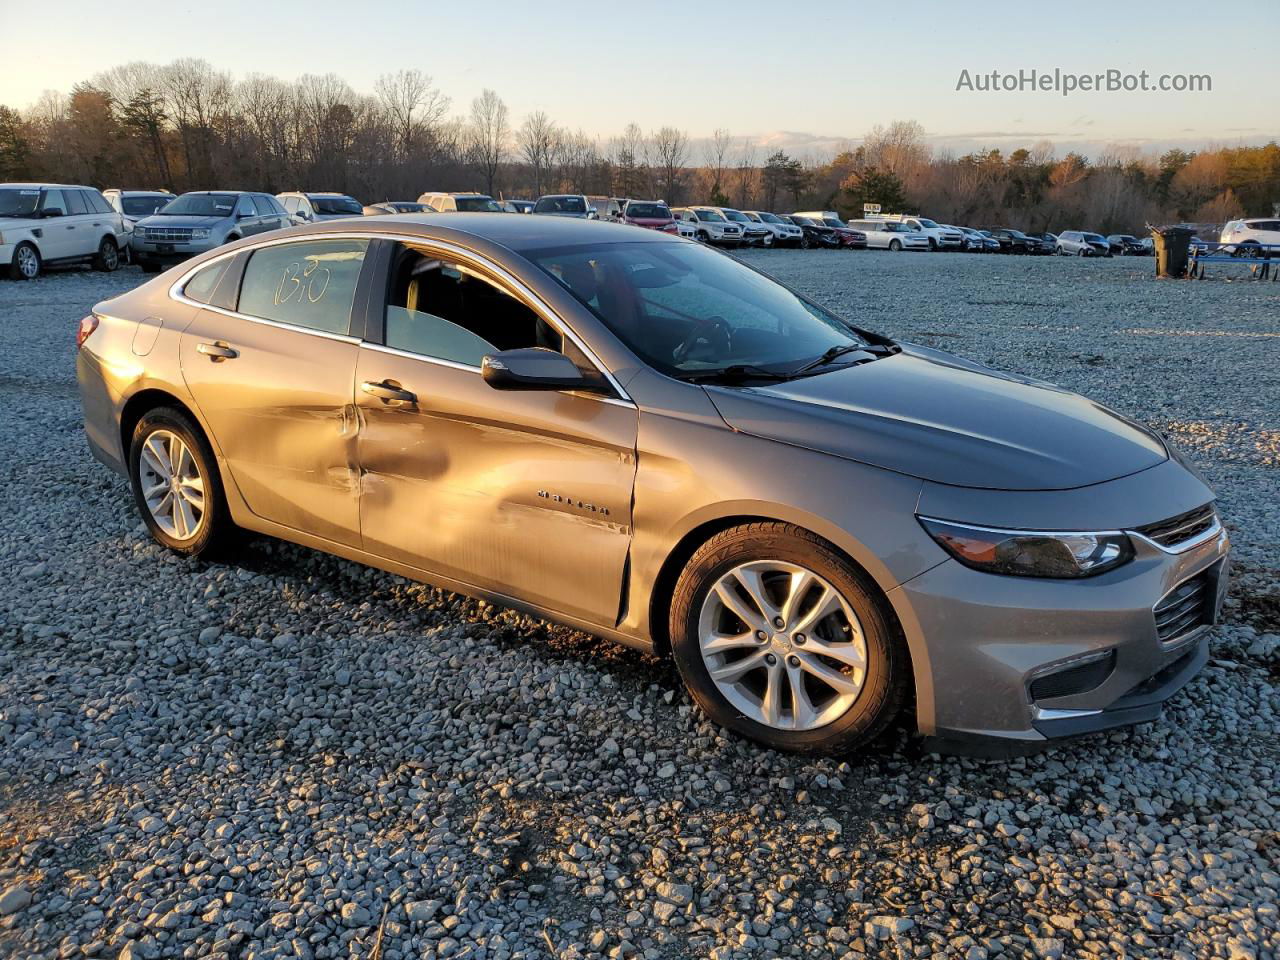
[[1, 253, 1277, 960]]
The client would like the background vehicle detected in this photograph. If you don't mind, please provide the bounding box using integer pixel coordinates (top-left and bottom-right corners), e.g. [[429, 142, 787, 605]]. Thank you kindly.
[[985, 228, 1034, 254], [501, 199, 535, 214], [871, 215, 964, 250], [1107, 234, 1146, 256], [131, 191, 289, 272], [1, 182, 126, 280], [418, 192, 504, 212], [617, 200, 678, 234], [363, 201, 431, 215], [1026, 231, 1059, 253], [742, 211, 804, 247], [846, 218, 930, 251], [277, 192, 364, 224], [1220, 218, 1280, 256], [783, 215, 840, 249], [957, 226, 999, 252], [672, 206, 743, 246], [1055, 230, 1096, 256], [716, 207, 773, 246], [533, 194, 597, 218], [103, 189, 176, 260], [1082, 232, 1112, 257]]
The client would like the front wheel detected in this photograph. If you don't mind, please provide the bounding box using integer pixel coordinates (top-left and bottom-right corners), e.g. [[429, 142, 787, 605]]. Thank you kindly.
[[94, 236, 120, 272], [9, 242, 41, 280], [888, 239, 902, 252], [129, 407, 234, 557], [669, 522, 908, 754]]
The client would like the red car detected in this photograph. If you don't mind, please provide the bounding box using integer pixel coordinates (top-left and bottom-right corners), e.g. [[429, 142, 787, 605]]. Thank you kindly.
[[819, 216, 868, 249], [617, 200, 679, 235]]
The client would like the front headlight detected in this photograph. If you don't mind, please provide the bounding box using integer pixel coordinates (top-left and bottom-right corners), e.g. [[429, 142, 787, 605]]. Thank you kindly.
[[918, 517, 1134, 578], [190, 228, 212, 240]]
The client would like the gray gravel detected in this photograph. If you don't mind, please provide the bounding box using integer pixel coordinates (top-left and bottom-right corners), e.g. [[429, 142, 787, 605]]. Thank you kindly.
[[1, 255, 1277, 960]]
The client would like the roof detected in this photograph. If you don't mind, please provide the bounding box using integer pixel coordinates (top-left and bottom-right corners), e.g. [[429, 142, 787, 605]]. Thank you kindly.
[[1, 182, 96, 190], [297, 211, 680, 253]]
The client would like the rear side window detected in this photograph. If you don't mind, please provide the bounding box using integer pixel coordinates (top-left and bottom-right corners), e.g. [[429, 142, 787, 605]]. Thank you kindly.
[[182, 258, 231, 305], [238, 239, 369, 335], [251, 196, 274, 216], [65, 190, 89, 215]]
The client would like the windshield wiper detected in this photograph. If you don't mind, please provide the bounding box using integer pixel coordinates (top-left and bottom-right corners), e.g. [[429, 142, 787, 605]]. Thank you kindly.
[[788, 343, 871, 376], [678, 364, 796, 384]]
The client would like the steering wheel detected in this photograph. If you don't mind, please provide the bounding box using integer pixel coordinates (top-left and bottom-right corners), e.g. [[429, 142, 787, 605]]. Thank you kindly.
[[673, 315, 732, 365]]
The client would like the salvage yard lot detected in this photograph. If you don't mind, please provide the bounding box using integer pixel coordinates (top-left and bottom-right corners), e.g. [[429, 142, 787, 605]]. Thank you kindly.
[[1, 252, 1277, 960]]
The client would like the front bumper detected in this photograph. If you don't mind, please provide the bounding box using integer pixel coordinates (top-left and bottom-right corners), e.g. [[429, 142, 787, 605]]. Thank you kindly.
[[891, 503, 1229, 749], [131, 236, 219, 263]]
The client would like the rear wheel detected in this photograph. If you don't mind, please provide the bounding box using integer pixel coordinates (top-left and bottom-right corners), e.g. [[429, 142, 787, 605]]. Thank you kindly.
[[128, 407, 234, 557], [888, 239, 902, 252], [669, 522, 908, 754], [93, 236, 120, 272], [9, 242, 41, 280]]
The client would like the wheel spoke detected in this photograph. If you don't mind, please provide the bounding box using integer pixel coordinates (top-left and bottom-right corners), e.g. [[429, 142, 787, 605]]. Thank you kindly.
[[143, 436, 171, 477], [790, 584, 842, 637], [708, 648, 767, 683], [760, 661, 783, 727], [796, 652, 862, 695], [702, 630, 759, 655], [780, 569, 816, 625], [732, 566, 779, 622], [802, 635, 866, 670], [786, 663, 818, 729], [143, 480, 169, 501], [713, 577, 766, 632]]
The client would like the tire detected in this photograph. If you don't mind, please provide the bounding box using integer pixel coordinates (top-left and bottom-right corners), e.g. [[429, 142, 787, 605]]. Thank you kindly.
[[9, 241, 41, 281], [927, 237, 937, 251], [669, 522, 908, 754], [93, 236, 120, 272], [128, 406, 234, 558], [888, 239, 902, 252], [800, 235, 811, 250], [1077, 248, 1086, 257]]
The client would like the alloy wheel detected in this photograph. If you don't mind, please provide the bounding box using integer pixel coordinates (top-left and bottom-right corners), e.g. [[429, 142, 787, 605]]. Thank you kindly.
[[697, 560, 868, 730], [17, 246, 39, 279], [137, 429, 206, 541]]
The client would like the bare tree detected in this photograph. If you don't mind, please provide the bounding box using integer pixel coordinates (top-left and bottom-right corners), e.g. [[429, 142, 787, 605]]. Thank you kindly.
[[467, 89, 508, 197], [652, 126, 688, 204], [518, 110, 558, 197], [609, 122, 650, 197], [733, 138, 757, 209], [376, 69, 448, 160], [705, 127, 732, 202]]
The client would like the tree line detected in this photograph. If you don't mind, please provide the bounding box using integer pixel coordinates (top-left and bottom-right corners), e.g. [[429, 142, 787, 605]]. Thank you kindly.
[[1, 62, 1277, 234]]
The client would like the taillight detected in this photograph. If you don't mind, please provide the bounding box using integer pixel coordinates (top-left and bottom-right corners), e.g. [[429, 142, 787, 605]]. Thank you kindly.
[[77, 314, 99, 349]]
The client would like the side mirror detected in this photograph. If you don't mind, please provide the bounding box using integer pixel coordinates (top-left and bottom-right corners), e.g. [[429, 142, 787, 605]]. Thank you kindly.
[[481, 348, 596, 392], [42, 208, 64, 218]]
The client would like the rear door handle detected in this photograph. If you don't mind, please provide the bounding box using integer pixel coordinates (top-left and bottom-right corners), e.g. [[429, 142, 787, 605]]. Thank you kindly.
[[362, 379, 416, 403], [197, 341, 239, 361]]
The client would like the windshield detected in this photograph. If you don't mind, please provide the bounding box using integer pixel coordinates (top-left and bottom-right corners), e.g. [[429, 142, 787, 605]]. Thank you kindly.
[[158, 193, 238, 217], [535, 196, 587, 214], [389, 202, 428, 213], [756, 212, 782, 223], [1084, 233, 1106, 242], [721, 210, 750, 223], [122, 195, 172, 217], [790, 216, 814, 226], [456, 196, 503, 212], [531, 241, 864, 378], [917, 218, 938, 228], [822, 218, 846, 228], [625, 202, 670, 219], [312, 196, 363, 215], [694, 209, 725, 222], [0, 188, 41, 218]]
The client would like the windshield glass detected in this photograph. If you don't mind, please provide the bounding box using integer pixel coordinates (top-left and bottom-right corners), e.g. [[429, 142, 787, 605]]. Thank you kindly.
[[389, 202, 429, 212], [790, 216, 814, 226], [531, 241, 863, 377], [822, 218, 845, 228], [456, 196, 502, 212], [917, 218, 938, 228], [122, 195, 172, 217], [1084, 233, 1106, 242], [535, 196, 587, 214], [0, 188, 41, 218], [756, 212, 782, 223], [694, 209, 725, 222], [625, 202, 670, 219], [312, 196, 363, 215], [159, 194, 238, 217], [721, 210, 750, 222]]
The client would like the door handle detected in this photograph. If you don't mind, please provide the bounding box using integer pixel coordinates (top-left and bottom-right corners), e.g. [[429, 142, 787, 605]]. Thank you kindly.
[[362, 379, 416, 403], [197, 341, 239, 361]]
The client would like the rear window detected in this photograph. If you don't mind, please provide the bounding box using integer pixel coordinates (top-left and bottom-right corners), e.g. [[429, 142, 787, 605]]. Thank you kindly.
[[535, 196, 587, 214], [626, 203, 670, 219], [455, 196, 502, 212], [122, 195, 171, 217]]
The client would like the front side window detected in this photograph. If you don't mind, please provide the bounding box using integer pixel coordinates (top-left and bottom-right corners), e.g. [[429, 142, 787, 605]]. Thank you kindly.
[[235, 195, 256, 218], [39, 189, 67, 215], [532, 240, 863, 377], [239, 239, 369, 335], [383, 244, 562, 366]]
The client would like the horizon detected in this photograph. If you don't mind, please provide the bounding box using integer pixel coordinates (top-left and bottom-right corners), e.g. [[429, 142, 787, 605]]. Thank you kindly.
[[2, 0, 1276, 162]]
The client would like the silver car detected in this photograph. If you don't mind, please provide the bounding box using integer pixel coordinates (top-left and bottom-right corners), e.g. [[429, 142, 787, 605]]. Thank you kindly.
[[131, 191, 291, 272], [76, 215, 1229, 755]]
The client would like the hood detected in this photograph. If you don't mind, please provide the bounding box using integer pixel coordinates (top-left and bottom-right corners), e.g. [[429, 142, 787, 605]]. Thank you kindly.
[[705, 344, 1168, 490], [137, 214, 227, 228]]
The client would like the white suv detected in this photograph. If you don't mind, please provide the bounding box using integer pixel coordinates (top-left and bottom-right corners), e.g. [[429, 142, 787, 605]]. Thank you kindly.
[[2, 183, 126, 280], [872, 215, 963, 250], [742, 211, 804, 247], [671, 207, 744, 246], [1220, 218, 1280, 256]]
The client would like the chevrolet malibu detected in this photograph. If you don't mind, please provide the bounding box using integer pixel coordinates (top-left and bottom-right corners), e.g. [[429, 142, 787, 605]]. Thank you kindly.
[[76, 215, 1230, 754]]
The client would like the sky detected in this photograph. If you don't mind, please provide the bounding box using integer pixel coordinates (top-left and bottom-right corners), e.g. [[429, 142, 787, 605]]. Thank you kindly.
[[2, 0, 1276, 159]]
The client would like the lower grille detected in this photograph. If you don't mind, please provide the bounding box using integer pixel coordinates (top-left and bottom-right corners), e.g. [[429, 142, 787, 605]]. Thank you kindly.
[[1029, 651, 1116, 700], [1153, 572, 1212, 643], [1136, 504, 1217, 549]]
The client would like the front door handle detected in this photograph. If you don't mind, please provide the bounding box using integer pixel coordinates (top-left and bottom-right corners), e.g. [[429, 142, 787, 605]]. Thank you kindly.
[[197, 341, 239, 361], [362, 379, 417, 403]]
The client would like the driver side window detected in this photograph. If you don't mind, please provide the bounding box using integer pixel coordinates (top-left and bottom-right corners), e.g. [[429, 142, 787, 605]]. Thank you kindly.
[[383, 244, 563, 367]]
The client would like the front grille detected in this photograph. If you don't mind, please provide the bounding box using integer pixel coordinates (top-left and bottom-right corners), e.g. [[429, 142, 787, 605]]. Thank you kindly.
[[1029, 651, 1116, 700], [1153, 572, 1212, 643], [144, 226, 193, 242], [1136, 504, 1216, 549]]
